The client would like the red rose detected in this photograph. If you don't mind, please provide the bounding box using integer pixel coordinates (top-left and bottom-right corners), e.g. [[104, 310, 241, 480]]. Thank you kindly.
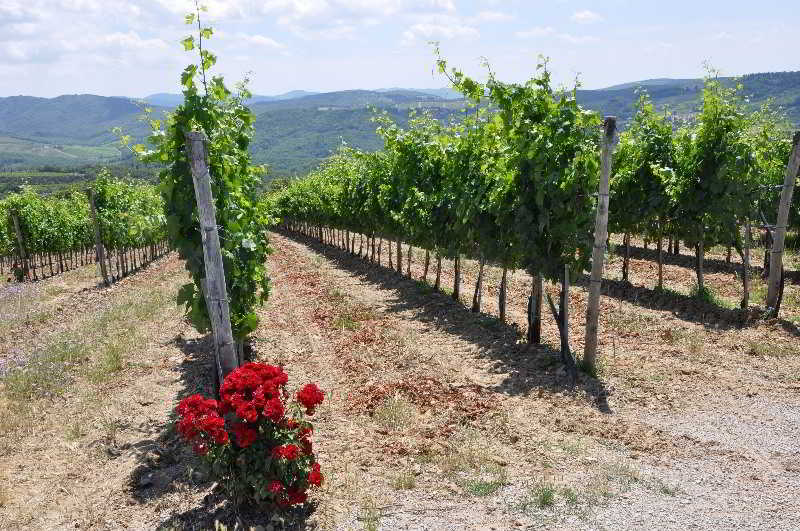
[[296, 383, 325, 415], [308, 462, 323, 487], [287, 487, 308, 505], [264, 397, 285, 423], [268, 480, 284, 494], [272, 444, 300, 460], [232, 423, 258, 448]]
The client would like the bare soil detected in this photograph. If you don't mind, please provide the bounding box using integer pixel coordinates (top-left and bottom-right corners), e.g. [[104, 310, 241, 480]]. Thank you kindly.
[[1, 231, 798, 530]]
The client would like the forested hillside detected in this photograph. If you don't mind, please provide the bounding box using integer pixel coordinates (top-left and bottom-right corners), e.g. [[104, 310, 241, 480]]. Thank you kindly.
[[1, 71, 798, 176]]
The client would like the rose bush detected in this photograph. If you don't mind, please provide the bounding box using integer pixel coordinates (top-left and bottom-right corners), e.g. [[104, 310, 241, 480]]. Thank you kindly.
[[176, 362, 325, 508]]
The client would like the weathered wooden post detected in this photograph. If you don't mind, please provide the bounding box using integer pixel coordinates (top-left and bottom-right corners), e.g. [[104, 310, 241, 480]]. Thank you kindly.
[[186, 131, 240, 389], [741, 221, 751, 309], [10, 211, 29, 281], [766, 131, 800, 315], [87, 189, 110, 287], [584, 116, 616, 374]]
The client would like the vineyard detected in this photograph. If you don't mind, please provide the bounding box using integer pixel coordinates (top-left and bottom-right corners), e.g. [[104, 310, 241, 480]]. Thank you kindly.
[[0, 170, 169, 284], [2, 6, 800, 531], [267, 62, 800, 374]]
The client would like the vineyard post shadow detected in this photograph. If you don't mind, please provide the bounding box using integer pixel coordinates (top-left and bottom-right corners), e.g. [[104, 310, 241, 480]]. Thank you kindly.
[[186, 131, 239, 394], [765, 130, 800, 316], [583, 116, 617, 374]]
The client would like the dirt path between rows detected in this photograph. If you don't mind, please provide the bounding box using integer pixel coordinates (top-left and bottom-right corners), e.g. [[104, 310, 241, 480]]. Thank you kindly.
[[1, 232, 798, 530]]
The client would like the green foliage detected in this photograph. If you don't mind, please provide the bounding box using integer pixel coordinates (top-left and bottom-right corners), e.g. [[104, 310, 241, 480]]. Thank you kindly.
[[270, 53, 603, 284], [136, 5, 272, 343], [670, 75, 754, 247], [0, 175, 165, 278], [609, 92, 675, 240], [90, 169, 166, 252], [0, 187, 92, 259]]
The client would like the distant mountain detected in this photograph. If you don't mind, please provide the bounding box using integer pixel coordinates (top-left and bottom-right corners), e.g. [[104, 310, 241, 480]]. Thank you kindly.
[[2, 72, 799, 175], [601, 78, 701, 91], [142, 90, 320, 107], [376, 87, 462, 100]]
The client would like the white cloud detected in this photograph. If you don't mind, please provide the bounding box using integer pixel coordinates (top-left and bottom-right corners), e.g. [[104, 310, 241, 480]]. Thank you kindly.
[[234, 33, 287, 49], [571, 10, 602, 24], [401, 13, 480, 46], [470, 10, 513, 23], [712, 31, 733, 40], [515, 26, 555, 39], [516, 26, 597, 45]]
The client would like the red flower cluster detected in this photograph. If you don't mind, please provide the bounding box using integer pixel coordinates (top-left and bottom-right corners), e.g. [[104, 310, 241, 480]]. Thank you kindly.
[[174, 363, 326, 509], [231, 423, 259, 449], [296, 383, 325, 415], [272, 443, 301, 460], [308, 462, 324, 487], [177, 394, 228, 454], [220, 363, 289, 423]]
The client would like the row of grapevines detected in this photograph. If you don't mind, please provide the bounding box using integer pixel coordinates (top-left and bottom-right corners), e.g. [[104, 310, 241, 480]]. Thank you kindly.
[[267, 56, 603, 370], [91, 170, 167, 253], [609, 76, 797, 300], [270, 58, 601, 281], [0, 173, 167, 281]]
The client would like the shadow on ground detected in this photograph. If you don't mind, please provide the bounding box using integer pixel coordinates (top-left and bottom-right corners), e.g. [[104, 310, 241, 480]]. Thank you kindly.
[[278, 229, 613, 414], [125, 334, 315, 530], [613, 242, 800, 284]]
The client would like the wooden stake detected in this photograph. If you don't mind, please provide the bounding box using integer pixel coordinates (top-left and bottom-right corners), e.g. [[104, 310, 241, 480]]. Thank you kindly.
[[87, 189, 110, 286], [742, 221, 751, 309], [452, 255, 461, 301], [186, 131, 239, 389], [766, 131, 800, 314], [499, 267, 508, 322], [10, 211, 29, 281], [472, 256, 485, 313], [583, 116, 616, 373]]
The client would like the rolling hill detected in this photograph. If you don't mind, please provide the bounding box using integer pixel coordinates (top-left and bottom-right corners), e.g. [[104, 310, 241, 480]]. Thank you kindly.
[[1, 72, 798, 177]]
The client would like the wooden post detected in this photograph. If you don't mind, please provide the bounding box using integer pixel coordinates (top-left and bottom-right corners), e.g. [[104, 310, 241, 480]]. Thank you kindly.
[[742, 221, 751, 309], [87, 189, 110, 287], [10, 211, 29, 281], [186, 131, 240, 388], [527, 273, 543, 344], [499, 267, 508, 322], [472, 256, 485, 313], [583, 117, 616, 373], [452, 255, 461, 301], [766, 131, 800, 314]]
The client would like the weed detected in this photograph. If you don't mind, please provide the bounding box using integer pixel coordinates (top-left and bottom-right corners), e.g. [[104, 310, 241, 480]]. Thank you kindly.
[[373, 394, 417, 430], [562, 487, 579, 506], [89, 341, 127, 382], [690, 284, 730, 308], [747, 340, 799, 358], [532, 482, 556, 508], [333, 314, 360, 330], [646, 478, 680, 496], [391, 470, 416, 490], [359, 498, 382, 531], [464, 478, 504, 497], [65, 421, 84, 441]]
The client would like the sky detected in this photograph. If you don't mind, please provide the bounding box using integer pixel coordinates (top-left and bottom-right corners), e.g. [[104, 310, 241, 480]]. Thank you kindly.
[[0, 0, 798, 98]]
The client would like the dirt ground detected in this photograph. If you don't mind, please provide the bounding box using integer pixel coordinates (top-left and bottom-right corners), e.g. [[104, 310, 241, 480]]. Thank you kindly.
[[0, 230, 798, 530]]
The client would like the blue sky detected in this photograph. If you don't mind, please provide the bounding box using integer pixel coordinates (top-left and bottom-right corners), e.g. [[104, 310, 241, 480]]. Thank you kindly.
[[0, 0, 797, 97]]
